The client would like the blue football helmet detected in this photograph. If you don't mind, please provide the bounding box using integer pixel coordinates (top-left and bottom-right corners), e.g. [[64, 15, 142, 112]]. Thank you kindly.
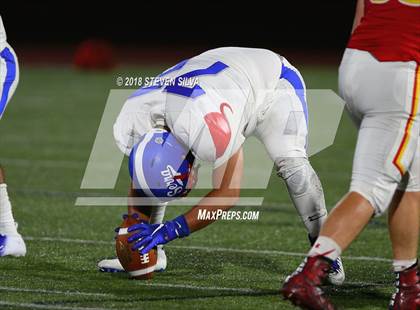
[[128, 128, 194, 201]]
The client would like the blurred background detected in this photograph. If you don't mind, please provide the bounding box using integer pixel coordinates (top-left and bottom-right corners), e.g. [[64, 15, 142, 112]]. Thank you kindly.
[[2, 1, 356, 66], [0, 1, 359, 199], [0, 1, 359, 198]]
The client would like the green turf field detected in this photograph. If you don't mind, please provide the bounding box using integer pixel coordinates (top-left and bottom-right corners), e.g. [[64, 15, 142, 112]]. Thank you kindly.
[[0, 64, 400, 309]]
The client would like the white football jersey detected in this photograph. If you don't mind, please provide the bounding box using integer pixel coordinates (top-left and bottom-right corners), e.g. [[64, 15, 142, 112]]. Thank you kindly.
[[114, 47, 283, 167], [0, 15, 6, 43]]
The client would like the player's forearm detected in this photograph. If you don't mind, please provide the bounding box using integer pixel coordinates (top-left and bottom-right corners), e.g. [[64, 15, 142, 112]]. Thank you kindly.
[[183, 149, 243, 232], [128, 188, 240, 253], [183, 188, 240, 233]]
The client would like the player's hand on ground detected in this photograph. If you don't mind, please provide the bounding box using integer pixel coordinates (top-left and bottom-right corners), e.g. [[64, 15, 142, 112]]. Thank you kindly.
[[127, 215, 190, 255]]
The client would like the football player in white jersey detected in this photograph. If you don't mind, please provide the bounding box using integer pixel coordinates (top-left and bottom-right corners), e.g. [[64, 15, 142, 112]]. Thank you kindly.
[[0, 15, 26, 257], [98, 47, 344, 284]]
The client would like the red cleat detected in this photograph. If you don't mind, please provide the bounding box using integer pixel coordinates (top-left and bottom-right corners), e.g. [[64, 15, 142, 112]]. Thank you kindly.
[[281, 256, 336, 310], [389, 263, 420, 310]]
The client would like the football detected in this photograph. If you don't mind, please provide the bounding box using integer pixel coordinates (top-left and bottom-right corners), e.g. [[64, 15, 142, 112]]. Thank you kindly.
[[115, 214, 157, 279]]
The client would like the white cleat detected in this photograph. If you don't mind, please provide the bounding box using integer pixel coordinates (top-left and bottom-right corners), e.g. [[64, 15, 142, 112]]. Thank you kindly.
[[97, 257, 124, 273], [0, 234, 27, 257], [290, 256, 345, 286], [98, 246, 167, 273], [328, 256, 345, 285], [308, 235, 345, 285], [154, 246, 167, 271]]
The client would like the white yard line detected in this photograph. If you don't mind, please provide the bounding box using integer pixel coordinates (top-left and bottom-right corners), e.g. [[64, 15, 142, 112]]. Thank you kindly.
[[0, 237, 391, 309], [0, 301, 109, 310], [170, 245, 391, 262], [0, 157, 84, 169], [24, 236, 110, 245], [0, 284, 258, 297], [0, 286, 112, 297], [24, 236, 392, 262], [344, 281, 385, 287], [0, 281, 386, 299], [133, 282, 258, 293]]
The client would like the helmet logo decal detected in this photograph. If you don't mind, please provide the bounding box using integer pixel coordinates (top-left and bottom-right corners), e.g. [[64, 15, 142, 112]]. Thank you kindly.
[[204, 102, 233, 159], [154, 137, 164, 145], [161, 165, 184, 197]]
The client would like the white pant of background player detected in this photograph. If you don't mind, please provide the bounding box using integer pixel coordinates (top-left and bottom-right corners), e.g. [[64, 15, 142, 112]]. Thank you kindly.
[[0, 35, 26, 256], [339, 48, 420, 215]]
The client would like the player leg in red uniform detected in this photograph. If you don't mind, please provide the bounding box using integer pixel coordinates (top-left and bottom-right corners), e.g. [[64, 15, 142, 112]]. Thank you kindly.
[[281, 0, 420, 308]]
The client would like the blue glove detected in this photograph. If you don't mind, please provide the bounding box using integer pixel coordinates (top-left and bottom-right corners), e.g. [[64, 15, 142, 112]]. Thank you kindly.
[[127, 215, 190, 254]]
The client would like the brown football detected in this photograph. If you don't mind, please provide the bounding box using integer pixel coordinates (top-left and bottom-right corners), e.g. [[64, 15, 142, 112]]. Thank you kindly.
[[115, 214, 157, 280]]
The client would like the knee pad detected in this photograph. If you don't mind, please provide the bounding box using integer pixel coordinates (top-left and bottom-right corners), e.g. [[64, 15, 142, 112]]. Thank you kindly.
[[276, 157, 327, 236], [276, 157, 322, 197]]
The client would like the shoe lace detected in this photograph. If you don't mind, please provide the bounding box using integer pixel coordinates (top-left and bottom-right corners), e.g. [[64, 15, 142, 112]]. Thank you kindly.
[[330, 259, 340, 273], [293, 258, 307, 276]]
